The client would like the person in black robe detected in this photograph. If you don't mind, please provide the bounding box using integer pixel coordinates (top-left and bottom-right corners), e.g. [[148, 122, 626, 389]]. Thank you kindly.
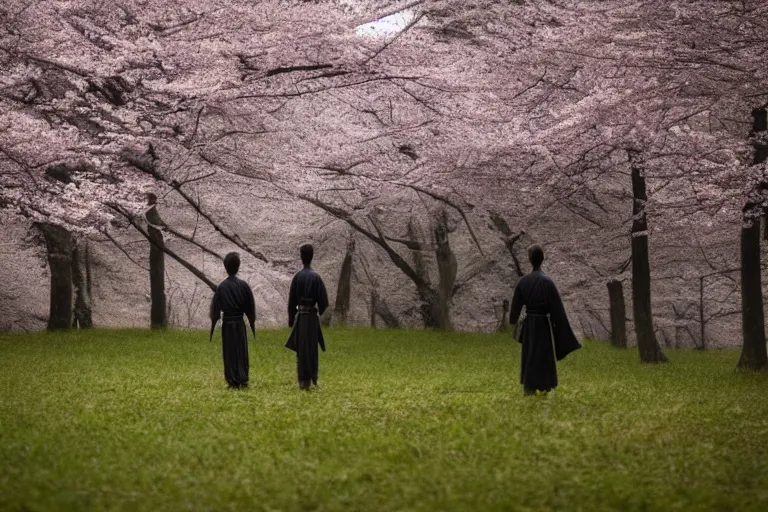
[[509, 245, 581, 395], [209, 252, 256, 389], [285, 244, 329, 390]]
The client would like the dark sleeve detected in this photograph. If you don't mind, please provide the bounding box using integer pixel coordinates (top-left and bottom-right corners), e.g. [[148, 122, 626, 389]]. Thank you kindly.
[[509, 282, 524, 324], [546, 279, 581, 360], [209, 287, 220, 341], [288, 275, 297, 327], [317, 276, 329, 316], [244, 282, 256, 333], [210, 287, 220, 322]]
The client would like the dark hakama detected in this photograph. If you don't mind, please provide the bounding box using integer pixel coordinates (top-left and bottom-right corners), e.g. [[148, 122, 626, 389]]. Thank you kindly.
[[285, 268, 329, 388], [510, 270, 580, 392], [210, 276, 256, 388]]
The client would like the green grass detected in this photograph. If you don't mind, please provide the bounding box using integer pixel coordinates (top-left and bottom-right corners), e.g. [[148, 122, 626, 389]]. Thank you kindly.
[[1, 328, 767, 512]]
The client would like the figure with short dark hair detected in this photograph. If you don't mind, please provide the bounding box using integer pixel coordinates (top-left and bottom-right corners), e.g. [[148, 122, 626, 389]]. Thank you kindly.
[[509, 244, 581, 395], [209, 252, 256, 389], [285, 244, 329, 390]]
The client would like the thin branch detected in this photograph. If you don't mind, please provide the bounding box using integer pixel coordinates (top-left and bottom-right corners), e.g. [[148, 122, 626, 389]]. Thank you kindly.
[[393, 182, 485, 256], [111, 205, 217, 291], [102, 229, 149, 271]]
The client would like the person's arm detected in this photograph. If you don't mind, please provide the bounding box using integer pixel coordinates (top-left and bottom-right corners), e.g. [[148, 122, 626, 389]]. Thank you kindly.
[[209, 287, 220, 342], [288, 275, 298, 328], [317, 276, 329, 316], [509, 283, 523, 340], [546, 279, 581, 359], [244, 282, 256, 337]]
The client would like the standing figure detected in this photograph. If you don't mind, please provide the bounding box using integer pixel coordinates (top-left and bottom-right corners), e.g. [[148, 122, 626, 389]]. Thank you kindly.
[[509, 245, 581, 395], [285, 244, 329, 390], [209, 252, 256, 389]]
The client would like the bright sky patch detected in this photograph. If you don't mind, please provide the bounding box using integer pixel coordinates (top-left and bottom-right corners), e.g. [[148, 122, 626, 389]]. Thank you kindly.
[[355, 9, 417, 38]]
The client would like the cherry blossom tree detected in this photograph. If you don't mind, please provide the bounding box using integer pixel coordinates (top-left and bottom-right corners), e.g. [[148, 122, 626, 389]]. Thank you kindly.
[[2, 0, 767, 341]]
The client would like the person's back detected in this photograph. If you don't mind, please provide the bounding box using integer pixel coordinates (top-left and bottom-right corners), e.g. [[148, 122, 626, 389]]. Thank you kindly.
[[285, 244, 329, 390], [513, 270, 555, 315], [510, 245, 580, 395], [209, 252, 256, 389], [288, 267, 328, 314], [215, 275, 254, 318]]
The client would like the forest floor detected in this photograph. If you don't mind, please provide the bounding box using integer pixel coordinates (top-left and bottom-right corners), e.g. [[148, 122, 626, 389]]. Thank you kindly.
[[0, 328, 767, 511]]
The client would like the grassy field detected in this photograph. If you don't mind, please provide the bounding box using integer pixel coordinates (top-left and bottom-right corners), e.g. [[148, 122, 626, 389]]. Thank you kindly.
[[0, 328, 767, 512]]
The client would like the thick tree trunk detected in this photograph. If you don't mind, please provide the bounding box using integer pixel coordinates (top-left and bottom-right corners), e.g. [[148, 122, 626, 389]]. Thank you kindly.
[[406, 218, 445, 329], [629, 152, 667, 363], [328, 235, 355, 326], [433, 211, 456, 331], [607, 279, 627, 348], [738, 206, 767, 369], [146, 201, 167, 329], [38, 223, 73, 330], [71, 238, 93, 328], [738, 106, 768, 370]]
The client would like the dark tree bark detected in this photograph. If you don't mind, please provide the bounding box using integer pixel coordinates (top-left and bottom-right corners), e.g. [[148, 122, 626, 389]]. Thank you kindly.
[[357, 254, 400, 329], [434, 210, 457, 331], [37, 223, 73, 330], [738, 107, 768, 370], [606, 279, 627, 348], [490, 212, 525, 277], [629, 151, 667, 363], [298, 195, 484, 330], [122, 148, 268, 263], [406, 218, 446, 329], [71, 238, 93, 328], [146, 195, 167, 329], [406, 218, 438, 328], [370, 290, 377, 328], [370, 289, 401, 328], [327, 235, 355, 326], [498, 299, 510, 332]]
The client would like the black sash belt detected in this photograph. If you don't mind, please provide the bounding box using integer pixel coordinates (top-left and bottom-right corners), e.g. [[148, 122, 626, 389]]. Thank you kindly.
[[297, 306, 317, 314]]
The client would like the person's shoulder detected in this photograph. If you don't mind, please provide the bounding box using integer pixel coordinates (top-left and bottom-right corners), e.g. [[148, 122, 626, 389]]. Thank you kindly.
[[517, 272, 535, 285], [236, 277, 252, 288], [538, 272, 559, 289]]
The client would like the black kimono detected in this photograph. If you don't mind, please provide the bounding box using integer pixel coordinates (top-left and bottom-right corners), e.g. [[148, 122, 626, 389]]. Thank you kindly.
[[285, 267, 329, 387], [510, 270, 581, 392], [210, 276, 256, 388]]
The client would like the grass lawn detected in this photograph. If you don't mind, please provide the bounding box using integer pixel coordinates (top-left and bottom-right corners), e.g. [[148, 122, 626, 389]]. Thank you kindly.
[[1, 328, 767, 511]]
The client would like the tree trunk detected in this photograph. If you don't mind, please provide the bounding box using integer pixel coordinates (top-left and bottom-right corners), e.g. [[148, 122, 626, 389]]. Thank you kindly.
[[329, 235, 355, 326], [629, 152, 667, 363], [372, 289, 401, 328], [738, 206, 767, 369], [607, 279, 627, 348], [37, 223, 73, 330], [406, 218, 443, 329], [71, 238, 93, 328], [433, 211, 456, 331], [498, 299, 510, 332], [738, 106, 768, 370], [146, 201, 167, 329], [370, 290, 377, 328]]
